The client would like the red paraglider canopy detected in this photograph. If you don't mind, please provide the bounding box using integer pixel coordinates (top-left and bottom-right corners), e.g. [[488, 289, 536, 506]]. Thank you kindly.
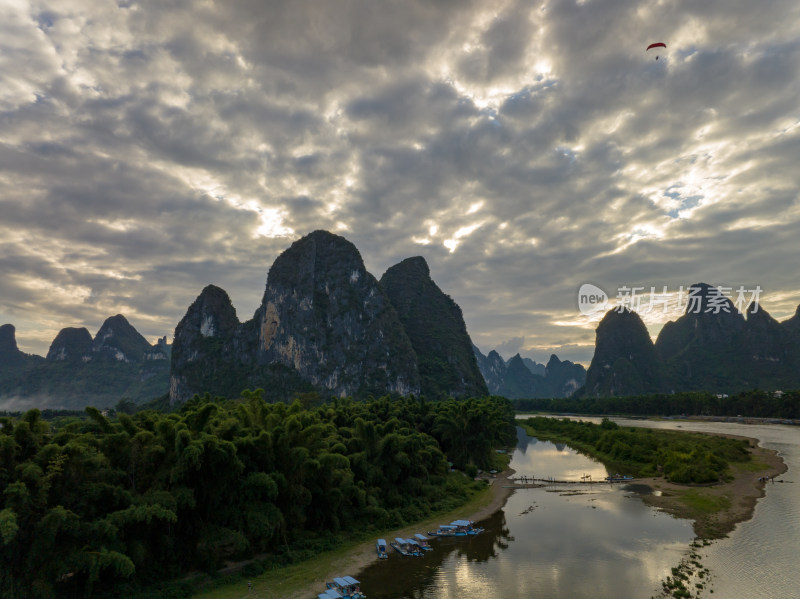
[[646, 43, 667, 51]]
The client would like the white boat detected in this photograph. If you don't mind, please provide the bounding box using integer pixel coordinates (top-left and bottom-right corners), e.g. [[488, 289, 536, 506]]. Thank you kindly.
[[391, 537, 421, 556], [376, 538, 388, 559], [326, 575, 365, 599], [450, 519, 484, 534], [406, 537, 424, 556], [428, 524, 467, 537], [414, 533, 433, 550]]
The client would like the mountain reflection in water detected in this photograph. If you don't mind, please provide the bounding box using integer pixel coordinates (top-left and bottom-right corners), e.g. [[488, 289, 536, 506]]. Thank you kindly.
[[356, 427, 694, 598]]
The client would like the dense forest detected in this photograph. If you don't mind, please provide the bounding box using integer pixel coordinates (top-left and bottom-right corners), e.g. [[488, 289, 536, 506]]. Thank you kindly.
[[520, 416, 752, 484], [513, 389, 800, 419], [0, 394, 516, 598]]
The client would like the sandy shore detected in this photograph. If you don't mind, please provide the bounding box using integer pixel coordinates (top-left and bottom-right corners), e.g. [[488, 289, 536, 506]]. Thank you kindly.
[[277, 469, 517, 599], [639, 435, 788, 539]]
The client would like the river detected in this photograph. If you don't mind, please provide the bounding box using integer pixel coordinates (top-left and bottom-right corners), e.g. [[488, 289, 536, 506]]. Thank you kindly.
[[354, 418, 797, 598], [615, 418, 799, 598]]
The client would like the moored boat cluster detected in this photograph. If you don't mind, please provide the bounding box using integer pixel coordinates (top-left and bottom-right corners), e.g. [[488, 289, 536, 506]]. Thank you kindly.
[[319, 575, 365, 599], [322, 519, 483, 597]]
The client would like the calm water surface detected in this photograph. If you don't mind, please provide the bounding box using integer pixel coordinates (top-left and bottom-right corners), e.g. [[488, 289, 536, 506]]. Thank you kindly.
[[614, 418, 800, 598], [356, 427, 695, 598]]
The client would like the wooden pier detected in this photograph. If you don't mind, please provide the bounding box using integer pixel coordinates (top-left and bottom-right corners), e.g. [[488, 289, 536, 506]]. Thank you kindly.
[[504, 475, 631, 489]]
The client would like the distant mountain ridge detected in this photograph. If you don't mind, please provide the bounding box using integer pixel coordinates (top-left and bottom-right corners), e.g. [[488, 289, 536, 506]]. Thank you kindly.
[[0, 316, 170, 409], [581, 282, 800, 396], [472, 345, 586, 398]]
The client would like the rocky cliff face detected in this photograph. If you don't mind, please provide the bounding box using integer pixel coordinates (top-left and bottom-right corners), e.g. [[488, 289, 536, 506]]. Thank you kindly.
[[255, 231, 420, 398], [380, 257, 487, 398], [171, 231, 422, 403], [584, 308, 661, 397], [169, 285, 253, 404], [472, 346, 506, 394]]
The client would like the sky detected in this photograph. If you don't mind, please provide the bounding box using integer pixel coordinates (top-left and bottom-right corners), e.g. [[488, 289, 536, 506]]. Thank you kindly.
[[2, 0, 800, 367]]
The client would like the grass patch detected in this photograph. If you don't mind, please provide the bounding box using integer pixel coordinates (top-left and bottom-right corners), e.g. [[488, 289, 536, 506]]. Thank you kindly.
[[678, 489, 731, 515], [487, 448, 512, 472], [734, 458, 770, 473]]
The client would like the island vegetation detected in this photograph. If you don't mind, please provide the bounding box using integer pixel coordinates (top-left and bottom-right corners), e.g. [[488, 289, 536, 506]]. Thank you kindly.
[[520, 416, 752, 483], [0, 394, 516, 599]]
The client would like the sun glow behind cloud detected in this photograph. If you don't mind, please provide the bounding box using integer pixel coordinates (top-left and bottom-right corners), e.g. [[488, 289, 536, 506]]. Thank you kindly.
[[1, 0, 799, 365], [444, 222, 484, 253]]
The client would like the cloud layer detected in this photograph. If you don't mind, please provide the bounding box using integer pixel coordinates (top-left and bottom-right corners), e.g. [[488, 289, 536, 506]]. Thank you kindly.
[[2, 0, 799, 364]]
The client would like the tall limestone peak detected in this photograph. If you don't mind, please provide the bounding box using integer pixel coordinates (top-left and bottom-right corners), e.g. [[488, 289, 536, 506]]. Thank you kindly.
[[742, 302, 795, 385], [92, 314, 154, 362], [170, 285, 244, 403], [472, 346, 506, 394], [545, 354, 587, 397], [545, 354, 561, 370], [380, 256, 487, 398], [0, 324, 19, 355], [781, 304, 800, 333], [745, 302, 783, 345], [654, 283, 749, 391], [781, 304, 800, 375], [584, 308, 661, 396], [498, 353, 543, 398], [0, 324, 30, 369], [46, 327, 93, 362], [175, 285, 240, 342], [255, 230, 420, 399], [262, 230, 368, 299], [655, 283, 746, 362]]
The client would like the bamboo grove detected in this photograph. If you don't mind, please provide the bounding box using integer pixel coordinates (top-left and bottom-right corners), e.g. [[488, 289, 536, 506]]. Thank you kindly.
[[0, 394, 516, 598]]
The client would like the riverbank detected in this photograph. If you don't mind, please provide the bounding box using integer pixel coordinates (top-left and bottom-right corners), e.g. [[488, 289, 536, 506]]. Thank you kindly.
[[195, 430, 787, 598], [192, 469, 516, 599], [637, 435, 787, 539]]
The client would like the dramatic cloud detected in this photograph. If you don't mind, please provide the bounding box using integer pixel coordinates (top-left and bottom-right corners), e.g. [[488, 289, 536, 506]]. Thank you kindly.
[[1, 0, 799, 365]]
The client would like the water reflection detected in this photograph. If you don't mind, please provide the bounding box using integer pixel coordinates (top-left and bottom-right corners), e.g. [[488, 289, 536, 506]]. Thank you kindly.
[[357, 511, 512, 598], [511, 427, 608, 483], [357, 427, 694, 598], [610, 419, 800, 598]]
